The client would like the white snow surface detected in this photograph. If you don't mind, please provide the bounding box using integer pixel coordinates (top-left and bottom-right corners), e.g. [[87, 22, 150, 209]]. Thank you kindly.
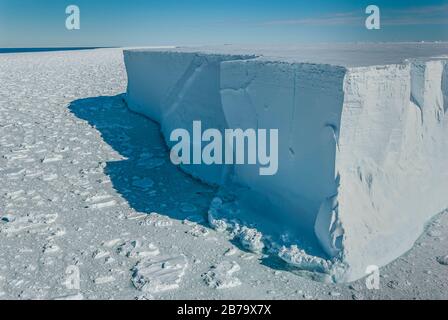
[[124, 43, 448, 282], [0, 47, 447, 299]]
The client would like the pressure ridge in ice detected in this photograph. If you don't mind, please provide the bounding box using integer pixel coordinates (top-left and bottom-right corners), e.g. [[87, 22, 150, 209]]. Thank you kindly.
[[123, 43, 448, 282]]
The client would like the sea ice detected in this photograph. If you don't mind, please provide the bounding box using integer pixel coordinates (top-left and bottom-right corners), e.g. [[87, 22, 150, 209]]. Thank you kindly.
[[202, 261, 242, 289], [1, 47, 446, 299], [131, 254, 188, 293], [437, 255, 448, 266], [237, 227, 264, 253]]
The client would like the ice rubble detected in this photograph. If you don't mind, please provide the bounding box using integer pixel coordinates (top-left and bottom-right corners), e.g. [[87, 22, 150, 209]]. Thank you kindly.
[[123, 43, 448, 282]]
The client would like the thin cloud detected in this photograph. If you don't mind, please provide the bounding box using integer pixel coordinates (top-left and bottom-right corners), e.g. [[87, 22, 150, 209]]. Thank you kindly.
[[383, 17, 448, 26], [391, 4, 448, 15], [261, 4, 448, 27], [262, 12, 361, 26], [384, 4, 448, 26]]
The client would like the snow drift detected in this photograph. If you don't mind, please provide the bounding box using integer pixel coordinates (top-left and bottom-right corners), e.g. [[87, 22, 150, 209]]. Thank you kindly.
[[123, 44, 448, 282]]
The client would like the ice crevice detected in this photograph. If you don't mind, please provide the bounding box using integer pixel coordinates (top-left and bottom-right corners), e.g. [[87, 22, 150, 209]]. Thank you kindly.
[[162, 54, 208, 119], [443, 63, 448, 113], [123, 46, 448, 283]]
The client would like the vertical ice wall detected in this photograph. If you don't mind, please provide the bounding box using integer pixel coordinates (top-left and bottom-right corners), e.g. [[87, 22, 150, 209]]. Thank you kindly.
[[220, 60, 346, 232], [124, 49, 448, 282], [124, 51, 256, 184], [442, 62, 448, 113], [327, 60, 448, 281]]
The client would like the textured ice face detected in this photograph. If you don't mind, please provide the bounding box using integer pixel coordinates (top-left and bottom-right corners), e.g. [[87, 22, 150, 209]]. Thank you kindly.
[[334, 60, 448, 281], [124, 45, 448, 282]]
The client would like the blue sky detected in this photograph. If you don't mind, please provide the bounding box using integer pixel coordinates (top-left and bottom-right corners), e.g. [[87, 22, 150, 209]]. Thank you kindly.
[[0, 0, 447, 47]]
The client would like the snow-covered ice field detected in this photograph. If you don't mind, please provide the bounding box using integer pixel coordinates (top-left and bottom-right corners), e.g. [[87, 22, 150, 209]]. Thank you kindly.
[[0, 48, 447, 300]]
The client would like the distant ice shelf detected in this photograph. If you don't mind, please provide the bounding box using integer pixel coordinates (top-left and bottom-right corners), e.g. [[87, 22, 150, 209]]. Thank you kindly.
[[123, 43, 448, 282]]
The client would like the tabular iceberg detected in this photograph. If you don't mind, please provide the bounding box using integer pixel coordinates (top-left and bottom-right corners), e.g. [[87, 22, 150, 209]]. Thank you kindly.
[[123, 44, 448, 282]]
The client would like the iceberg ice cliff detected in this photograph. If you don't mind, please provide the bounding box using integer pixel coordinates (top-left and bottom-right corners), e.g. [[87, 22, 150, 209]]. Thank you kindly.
[[123, 43, 448, 282]]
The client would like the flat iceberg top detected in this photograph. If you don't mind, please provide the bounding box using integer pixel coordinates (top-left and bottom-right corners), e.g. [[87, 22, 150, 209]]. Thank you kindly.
[[125, 42, 448, 68]]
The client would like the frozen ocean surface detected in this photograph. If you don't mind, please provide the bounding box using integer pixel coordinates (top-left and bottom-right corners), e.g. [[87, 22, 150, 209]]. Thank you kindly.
[[0, 47, 447, 299]]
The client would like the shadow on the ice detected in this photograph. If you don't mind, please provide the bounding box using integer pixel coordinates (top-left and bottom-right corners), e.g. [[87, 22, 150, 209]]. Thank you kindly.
[[68, 94, 328, 273], [68, 94, 217, 226]]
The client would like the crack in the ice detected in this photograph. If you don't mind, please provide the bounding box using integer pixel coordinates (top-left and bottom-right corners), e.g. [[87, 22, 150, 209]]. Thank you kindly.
[[442, 63, 448, 113], [287, 68, 297, 153], [162, 54, 207, 120]]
